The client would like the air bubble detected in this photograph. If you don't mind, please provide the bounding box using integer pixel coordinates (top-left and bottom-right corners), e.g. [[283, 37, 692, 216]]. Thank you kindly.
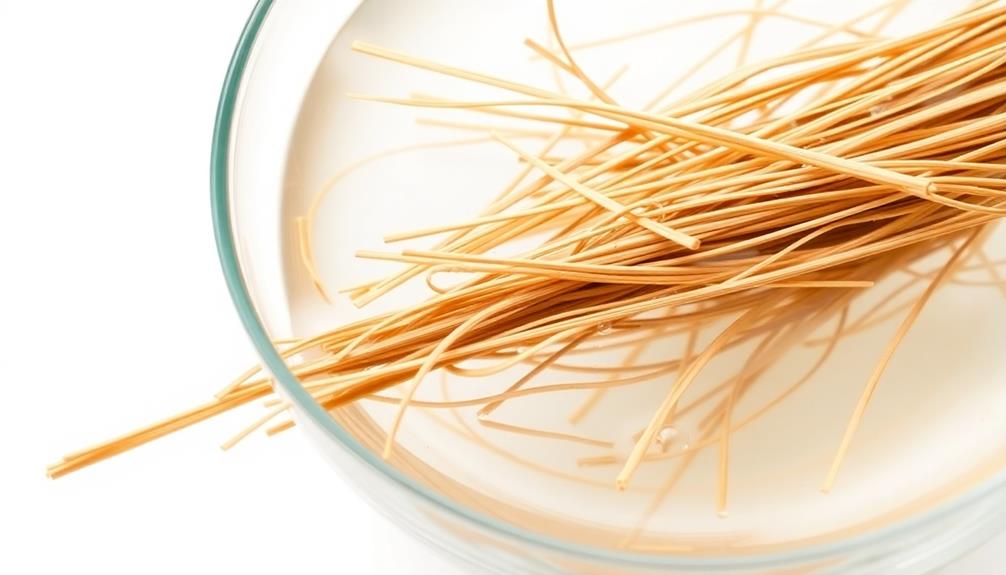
[[597, 322, 613, 335]]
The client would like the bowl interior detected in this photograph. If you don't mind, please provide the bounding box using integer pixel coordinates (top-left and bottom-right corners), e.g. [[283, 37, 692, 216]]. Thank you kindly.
[[251, 0, 1006, 555]]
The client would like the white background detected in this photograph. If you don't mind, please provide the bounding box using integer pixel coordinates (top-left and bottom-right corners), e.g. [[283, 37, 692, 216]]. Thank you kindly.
[[0, 1, 1001, 573]]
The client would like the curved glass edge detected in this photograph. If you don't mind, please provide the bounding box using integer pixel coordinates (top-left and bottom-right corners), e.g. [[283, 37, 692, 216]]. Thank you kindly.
[[210, 0, 1006, 570]]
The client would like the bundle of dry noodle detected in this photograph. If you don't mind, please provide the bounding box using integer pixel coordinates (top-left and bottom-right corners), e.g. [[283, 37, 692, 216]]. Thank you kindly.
[[51, 0, 1006, 517]]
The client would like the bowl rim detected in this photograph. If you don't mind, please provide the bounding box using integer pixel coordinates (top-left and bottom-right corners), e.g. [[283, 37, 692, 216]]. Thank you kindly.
[[211, 0, 1006, 569]]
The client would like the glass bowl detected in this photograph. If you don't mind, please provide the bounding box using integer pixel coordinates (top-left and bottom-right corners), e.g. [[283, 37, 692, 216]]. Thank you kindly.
[[212, 1, 1006, 572]]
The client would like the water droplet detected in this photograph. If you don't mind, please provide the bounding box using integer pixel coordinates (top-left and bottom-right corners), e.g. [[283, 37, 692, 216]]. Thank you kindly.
[[656, 426, 678, 451], [596, 322, 613, 335], [656, 425, 692, 453]]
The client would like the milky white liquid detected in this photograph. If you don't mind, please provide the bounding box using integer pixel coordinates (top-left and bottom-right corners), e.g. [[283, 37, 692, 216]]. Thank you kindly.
[[278, 0, 1006, 550]]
